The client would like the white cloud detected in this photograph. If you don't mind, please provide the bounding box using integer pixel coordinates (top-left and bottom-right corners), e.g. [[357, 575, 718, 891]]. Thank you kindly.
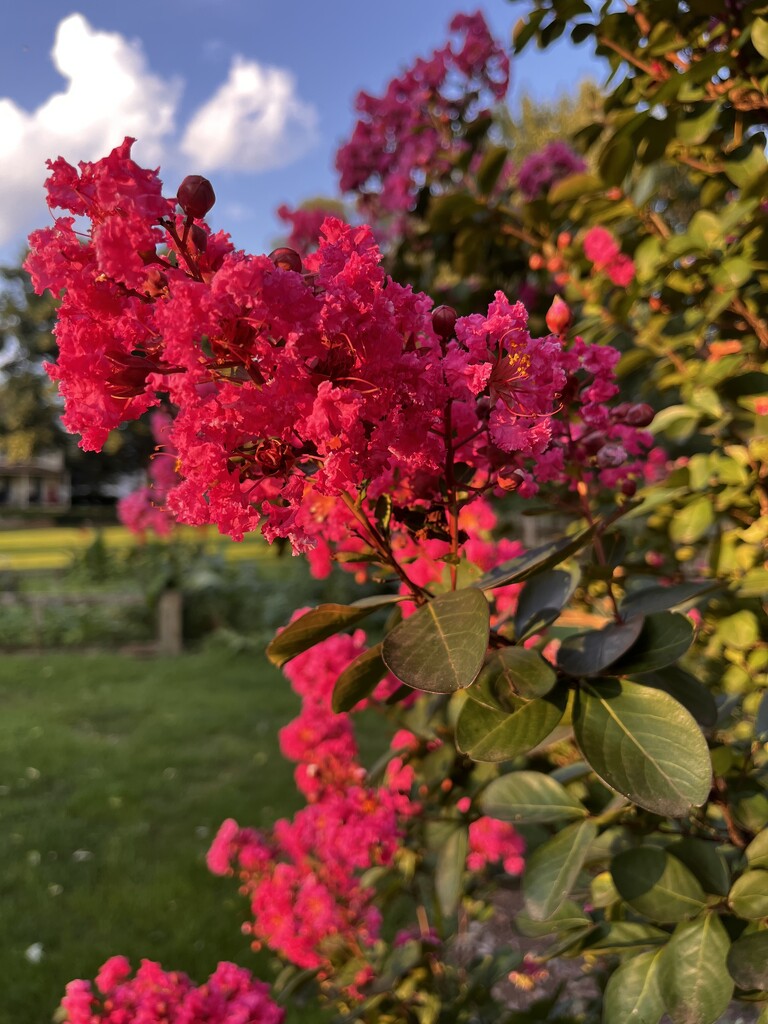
[[0, 14, 319, 252], [180, 57, 318, 173], [0, 14, 180, 250]]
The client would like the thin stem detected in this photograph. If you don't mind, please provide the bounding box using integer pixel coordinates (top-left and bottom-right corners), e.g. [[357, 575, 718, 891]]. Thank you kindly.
[[162, 219, 203, 281], [576, 478, 622, 623]]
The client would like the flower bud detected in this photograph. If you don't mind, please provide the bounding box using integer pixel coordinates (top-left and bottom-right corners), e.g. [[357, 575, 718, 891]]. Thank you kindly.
[[545, 295, 572, 337], [557, 231, 572, 250], [621, 479, 637, 497], [190, 224, 208, 253], [177, 175, 216, 219], [528, 253, 544, 271], [596, 443, 627, 468], [268, 247, 302, 273], [624, 403, 654, 427], [432, 304, 458, 340]]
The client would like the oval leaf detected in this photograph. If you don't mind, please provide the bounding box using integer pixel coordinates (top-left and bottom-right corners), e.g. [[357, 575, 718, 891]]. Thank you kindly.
[[658, 914, 733, 1024], [573, 678, 712, 816], [727, 930, 768, 991], [610, 613, 694, 675], [514, 569, 579, 638], [620, 581, 723, 617], [457, 690, 566, 762], [469, 648, 556, 708], [728, 870, 768, 920], [557, 616, 644, 677], [426, 821, 468, 918], [267, 596, 401, 667], [665, 838, 730, 897], [611, 847, 707, 923], [474, 525, 594, 591], [479, 771, 588, 825], [382, 589, 490, 693], [633, 668, 717, 730], [331, 643, 387, 713], [603, 949, 665, 1024], [523, 819, 597, 921], [745, 828, 768, 870]]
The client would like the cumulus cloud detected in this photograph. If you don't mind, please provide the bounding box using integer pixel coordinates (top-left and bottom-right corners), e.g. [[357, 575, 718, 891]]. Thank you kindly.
[[180, 57, 318, 172], [0, 14, 319, 251], [0, 14, 180, 249]]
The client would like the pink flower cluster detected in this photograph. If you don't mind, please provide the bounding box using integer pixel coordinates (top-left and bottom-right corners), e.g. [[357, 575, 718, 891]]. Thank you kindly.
[[62, 957, 283, 1024], [275, 202, 346, 256], [583, 226, 636, 287], [336, 11, 509, 220], [117, 409, 180, 536], [467, 817, 525, 875], [207, 631, 416, 976], [517, 141, 587, 201]]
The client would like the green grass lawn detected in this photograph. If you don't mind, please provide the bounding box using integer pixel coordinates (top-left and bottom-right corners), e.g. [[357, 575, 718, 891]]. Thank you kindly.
[[0, 649, 341, 1024]]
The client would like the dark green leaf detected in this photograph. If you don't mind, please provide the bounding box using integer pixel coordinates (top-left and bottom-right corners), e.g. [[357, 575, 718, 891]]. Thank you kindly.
[[603, 949, 665, 1024], [474, 526, 594, 591], [658, 914, 733, 1024], [476, 145, 510, 195], [757, 691, 768, 742], [332, 643, 387, 713], [457, 689, 566, 762], [548, 172, 602, 203], [611, 847, 707, 923], [665, 838, 730, 896], [620, 581, 723, 617], [558, 617, 644, 677], [382, 589, 490, 693], [729, 870, 768, 920], [599, 136, 635, 186], [610, 613, 694, 675], [514, 569, 579, 638], [469, 648, 557, 707], [584, 922, 668, 954], [574, 678, 712, 816], [267, 596, 402, 667], [727, 930, 768, 990], [428, 821, 468, 918], [479, 771, 588, 824], [523, 819, 597, 921]]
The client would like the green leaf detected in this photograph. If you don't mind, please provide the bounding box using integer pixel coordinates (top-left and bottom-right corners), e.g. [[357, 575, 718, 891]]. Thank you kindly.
[[557, 617, 645, 677], [603, 949, 665, 1024], [669, 497, 714, 544], [382, 589, 490, 693], [523, 819, 597, 921], [658, 914, 733, 1024], [611, 847, 707, 923], [479, 771, 589, 824], [427, 821, 467, 918], [331, 643, 387, 713], [634, 667, 718, 730], [457, 690, 567, 762], [677, 102, 722, 146], [728, 870, 768, 920], [610, 613, 694, 675], [474, 526, 594, 591], [620, 581, 722, 617], [585, 922, 668, 954], [745, 828, 768, 870], [725, 139, 767, 189], [514, 569, 579, 638], [665, 838, 730, 896], [756, 690, 768, 742], [476, 145, 509, 195], [752, 18, 768, 59], [266, 596, 402, 667], [468, 648, 556, 707], [573, 678, 712, 816], [599, 136, 635, 186], [727, 930, 768, 990], [515, 899, 590, 937], [548, 172, 602, 204]]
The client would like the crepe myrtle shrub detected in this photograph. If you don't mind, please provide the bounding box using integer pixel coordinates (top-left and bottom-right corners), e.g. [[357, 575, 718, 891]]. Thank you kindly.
[[27, 133, 765, 1024]]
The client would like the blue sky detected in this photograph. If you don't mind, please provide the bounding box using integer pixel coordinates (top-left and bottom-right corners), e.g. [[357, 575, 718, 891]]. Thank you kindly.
[[0, 1, 600, 262]]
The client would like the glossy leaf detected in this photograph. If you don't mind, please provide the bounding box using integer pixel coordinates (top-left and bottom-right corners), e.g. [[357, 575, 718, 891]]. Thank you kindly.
[[657, 914, 733, 1024], [523, 819, 597, 921], [468, 648, 556, 708], [584, 922, 668, 954], [267, 596, 402, 667], [557, 616, 644, 677], [382, 588, 490, 693], [745, 828, 768, 870], [610, 613, 694, 675], [611, 847, 707, 923], [457, 689, 566, 762], [603, 949, 665, 1024], [573, 678, 711, 816], [665, 838, 730, 896], [726, 930, 768, 990], [634, 667, 717, 730], [479, 771, 588, 824], [620, 581, 723, 617], [514, 569, 579, 638], [752, 17, 768, 59], [473, 525, 594, 591], [331, 643, 387, 713], [728, 870, 768, 920]]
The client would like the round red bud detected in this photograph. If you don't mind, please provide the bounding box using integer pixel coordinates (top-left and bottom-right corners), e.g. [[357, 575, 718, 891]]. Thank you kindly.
[[557, 231, 572, 250], [432, 304, 458, 340], [190, 224, 208, 253], [596, 443, 627, 469], [528, 253, 544, 271], [177, 175, 216, 219], [621, 480, 638, 497], [268, 247, 302, 273], [545, 295, 573, 337], [624, 403, 654, 427]]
